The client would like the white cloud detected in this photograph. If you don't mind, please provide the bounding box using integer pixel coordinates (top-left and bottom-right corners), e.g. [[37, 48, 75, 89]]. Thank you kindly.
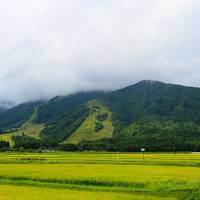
[[0, 0, 200, 104]]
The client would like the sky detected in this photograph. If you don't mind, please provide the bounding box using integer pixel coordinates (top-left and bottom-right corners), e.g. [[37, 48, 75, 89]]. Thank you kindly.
[[0, 0, 200, 105]]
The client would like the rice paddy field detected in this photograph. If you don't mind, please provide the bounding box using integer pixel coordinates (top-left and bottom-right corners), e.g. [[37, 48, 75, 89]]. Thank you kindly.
[[0, 152, 200, 199]]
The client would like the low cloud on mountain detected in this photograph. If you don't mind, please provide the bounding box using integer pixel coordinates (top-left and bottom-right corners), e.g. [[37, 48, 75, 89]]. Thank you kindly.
[[0, 0, 200, 104]]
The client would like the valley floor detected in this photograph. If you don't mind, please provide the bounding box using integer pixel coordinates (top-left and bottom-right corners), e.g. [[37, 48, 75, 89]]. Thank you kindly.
[[0, 152, 199, 199]]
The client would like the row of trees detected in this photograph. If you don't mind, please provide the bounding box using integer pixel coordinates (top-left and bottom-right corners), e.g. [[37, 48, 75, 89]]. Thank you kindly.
[[0, 140, 10, 151], [76, 140, 200, 152], [4, 135, 200, 152]]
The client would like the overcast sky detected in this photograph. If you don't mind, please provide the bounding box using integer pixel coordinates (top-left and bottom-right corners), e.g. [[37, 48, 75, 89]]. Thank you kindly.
[[0, 0, 200, 105]]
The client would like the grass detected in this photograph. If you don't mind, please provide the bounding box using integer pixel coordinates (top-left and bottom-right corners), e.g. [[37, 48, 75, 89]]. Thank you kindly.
[[0, 152, 199, 199], [0, 185, 174, 200], [1, 152, 200, 166], [65, 100, 114, 144]]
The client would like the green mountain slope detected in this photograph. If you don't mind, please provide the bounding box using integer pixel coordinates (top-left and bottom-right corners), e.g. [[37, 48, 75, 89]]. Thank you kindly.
[[0, 107, 45, 146], [65, 100, 113, 144], [103, 80, 200, 124], [94, 80, 200, 151], [38, 92, 103, 143], [0, 101, 42, 130], [2, 80, 200, 151], [0, 92, 103, 145], [41, 104, 90, 143], [101, 80, 200, 132], [36, 92, 103, 124]]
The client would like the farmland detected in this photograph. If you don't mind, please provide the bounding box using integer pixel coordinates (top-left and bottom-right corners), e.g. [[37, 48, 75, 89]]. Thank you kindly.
[[0, 152, 199, 199]]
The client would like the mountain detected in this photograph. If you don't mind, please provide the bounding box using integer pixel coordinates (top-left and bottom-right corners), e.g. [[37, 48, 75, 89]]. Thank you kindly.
[[0, 108, 6, 114], [1, 80, 200, 151], [102, 80, 200, 129], [0, 101, 43, 130], [99, 80, 200, 151], [0, 100, 15, 113], [37, 92, 104, 143]]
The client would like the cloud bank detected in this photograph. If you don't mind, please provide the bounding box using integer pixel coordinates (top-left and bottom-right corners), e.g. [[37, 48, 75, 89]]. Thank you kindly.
[[0, 0, 200, 104]]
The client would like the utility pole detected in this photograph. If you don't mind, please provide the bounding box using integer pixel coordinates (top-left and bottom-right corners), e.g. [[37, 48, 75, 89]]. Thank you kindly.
[[141, 148, 145, 161]]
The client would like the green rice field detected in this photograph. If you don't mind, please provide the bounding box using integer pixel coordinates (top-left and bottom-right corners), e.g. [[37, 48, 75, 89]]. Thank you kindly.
[[0, 152, 199, 199]]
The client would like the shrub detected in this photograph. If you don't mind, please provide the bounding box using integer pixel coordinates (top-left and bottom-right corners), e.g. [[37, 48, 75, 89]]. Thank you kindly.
[[96, 113, 108, 122], [95, 122, 104, 132], [58, 143, 78, 151]]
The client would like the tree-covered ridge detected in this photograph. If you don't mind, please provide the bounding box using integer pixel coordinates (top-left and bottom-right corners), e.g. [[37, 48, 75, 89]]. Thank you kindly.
[[2, 80, 200, 151], [36, 91, 103, 124], [108, 119, 200, 151], [40, 104, 90, 143], [0, 101, 42, 130], [102, 80, 200, 133]]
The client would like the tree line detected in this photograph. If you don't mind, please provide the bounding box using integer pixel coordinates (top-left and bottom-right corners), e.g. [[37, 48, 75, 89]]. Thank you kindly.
[[0, 135, 197, 152]]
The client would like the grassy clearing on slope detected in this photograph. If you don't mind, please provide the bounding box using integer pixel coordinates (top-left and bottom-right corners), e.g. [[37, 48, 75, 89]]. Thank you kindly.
[[65, 100, 114, 144], [0, 107, 45, 146], [0, 124, 44, 146]]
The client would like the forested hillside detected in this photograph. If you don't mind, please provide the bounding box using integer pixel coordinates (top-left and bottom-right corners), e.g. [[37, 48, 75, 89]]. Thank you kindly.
[[0, 101, 42, 130], [1, 80, 200, 151]]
